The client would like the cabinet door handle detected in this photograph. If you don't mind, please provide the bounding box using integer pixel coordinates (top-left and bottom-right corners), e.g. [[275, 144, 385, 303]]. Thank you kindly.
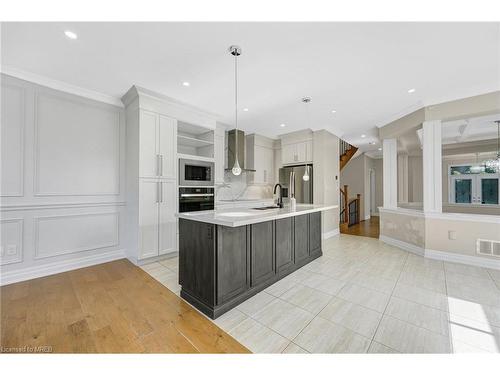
[[156, 154, 161, 176], [159, 182, 163, 203], [159, 155, 163, 176], [156, 182, 160, 203]]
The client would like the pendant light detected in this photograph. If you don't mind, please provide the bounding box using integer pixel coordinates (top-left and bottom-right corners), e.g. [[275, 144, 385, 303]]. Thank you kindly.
[[485, 120, 500, 173], [229, 45, 242, 176], [302, 97, 311, 181], [470, 152, 485, 174]]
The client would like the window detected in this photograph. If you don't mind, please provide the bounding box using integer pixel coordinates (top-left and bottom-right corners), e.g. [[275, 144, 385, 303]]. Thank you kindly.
[[449, 164, 499, 205]]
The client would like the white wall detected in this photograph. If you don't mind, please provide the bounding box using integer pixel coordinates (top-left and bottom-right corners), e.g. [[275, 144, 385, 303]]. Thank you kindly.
[[313, 130, 340, 237], [408, 155, 423, 203], [340, 154, 367, 219], [0, 74, 126, 285]]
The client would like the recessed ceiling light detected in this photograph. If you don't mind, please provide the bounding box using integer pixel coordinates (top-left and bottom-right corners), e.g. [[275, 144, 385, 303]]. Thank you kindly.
[[243, 108, 249, 112], [407, 88, 416, 94], [64, 30, 78, 40], [369, 141, 375, 145], [182, 82, 190, 87], [331, 110, 337, 114], [378, 147, 382, 151], [361, 134, 366, 138], [280, 123, 286, 128]]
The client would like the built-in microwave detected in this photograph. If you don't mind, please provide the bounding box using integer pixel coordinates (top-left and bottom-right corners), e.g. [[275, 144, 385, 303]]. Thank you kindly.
[[179, 158, 214, 186]]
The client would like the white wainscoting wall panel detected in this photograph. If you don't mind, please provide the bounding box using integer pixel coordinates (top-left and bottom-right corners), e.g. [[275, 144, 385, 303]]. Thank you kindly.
[[0, 218, 24, 265], [34, 90, 121, 196], [34, 212, 119, 259], [0, 73, 126, 285], [1, 82, 25, 197]]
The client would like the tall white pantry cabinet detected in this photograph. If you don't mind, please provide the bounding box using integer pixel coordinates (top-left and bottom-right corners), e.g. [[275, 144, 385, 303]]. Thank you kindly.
[[122, 87, 177, 262]]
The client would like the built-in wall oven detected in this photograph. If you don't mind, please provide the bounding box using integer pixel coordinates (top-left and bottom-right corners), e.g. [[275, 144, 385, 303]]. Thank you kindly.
[[179, 158, 214, 186], [179, 187, 214, 213]]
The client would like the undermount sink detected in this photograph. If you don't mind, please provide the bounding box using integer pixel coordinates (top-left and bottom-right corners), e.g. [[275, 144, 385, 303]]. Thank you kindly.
[[217, 211, 262, 217]]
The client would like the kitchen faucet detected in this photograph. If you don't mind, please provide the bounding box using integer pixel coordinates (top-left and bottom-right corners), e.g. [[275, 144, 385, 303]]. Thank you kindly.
[[273, 183, 283, 208]]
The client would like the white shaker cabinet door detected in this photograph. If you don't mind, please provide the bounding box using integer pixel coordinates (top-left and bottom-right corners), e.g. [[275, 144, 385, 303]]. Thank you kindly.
[[158, 115, 177, 179], [295, 142, 307, 163], [282, 144, 296, 165], [139, 179, 159, 259], [139, 110, 159, 178], [159, 180, 177, 255]]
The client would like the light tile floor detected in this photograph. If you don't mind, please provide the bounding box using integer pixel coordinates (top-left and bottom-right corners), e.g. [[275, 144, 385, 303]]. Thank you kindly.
[[141, 234, 500, 353]]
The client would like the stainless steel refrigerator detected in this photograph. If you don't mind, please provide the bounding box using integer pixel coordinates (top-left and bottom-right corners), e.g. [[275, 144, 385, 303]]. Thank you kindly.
[[279, 164, 313, 204]]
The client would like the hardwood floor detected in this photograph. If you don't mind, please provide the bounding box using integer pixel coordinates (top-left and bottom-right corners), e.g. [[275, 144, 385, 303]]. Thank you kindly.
[[340, 216, 380, 239], [0, 259, 250, 353]]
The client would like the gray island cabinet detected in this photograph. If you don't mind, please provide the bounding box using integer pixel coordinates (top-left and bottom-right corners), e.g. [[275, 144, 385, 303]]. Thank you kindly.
[[178, 211, 322, 319]]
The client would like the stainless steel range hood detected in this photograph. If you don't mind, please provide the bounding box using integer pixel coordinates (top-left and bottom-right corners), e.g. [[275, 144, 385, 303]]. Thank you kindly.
[[226, 129, 256, 172]]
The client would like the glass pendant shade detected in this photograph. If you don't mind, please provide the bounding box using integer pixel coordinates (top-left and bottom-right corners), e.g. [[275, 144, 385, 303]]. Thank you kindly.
[[303, 166, 310, 181], [232, 158, 242, 176]]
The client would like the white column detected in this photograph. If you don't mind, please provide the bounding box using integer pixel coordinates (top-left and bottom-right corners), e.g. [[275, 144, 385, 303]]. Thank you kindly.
[[422, 120, 442, 213], [383, 138, 398, 208], [398, 153, 409, 204]]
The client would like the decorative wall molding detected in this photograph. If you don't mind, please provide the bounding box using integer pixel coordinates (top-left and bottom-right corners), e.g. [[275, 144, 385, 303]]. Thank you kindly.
[[0, 201, 126, 212], [0, 218, 24, 265], [379, 235, 425, 256], [1, 82, 25, 197], [425, 248, 500, 270], [323, 228, 340, 240], [380, 206, 500, 224], [33, 90, 121, 197], [0, 249, 126, 286], [1, 68, 124, 107], [33, 212, 119, 260]]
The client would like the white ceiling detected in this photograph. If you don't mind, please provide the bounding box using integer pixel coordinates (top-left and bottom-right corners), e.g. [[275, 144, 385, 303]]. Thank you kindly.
[[2, 22, 499, 140]]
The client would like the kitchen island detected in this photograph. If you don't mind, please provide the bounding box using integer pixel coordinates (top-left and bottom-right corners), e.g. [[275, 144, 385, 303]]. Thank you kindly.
[[177, 204, 337, 319]]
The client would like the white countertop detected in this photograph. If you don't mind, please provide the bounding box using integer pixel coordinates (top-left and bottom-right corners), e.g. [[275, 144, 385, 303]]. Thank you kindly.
[[176, 204, 338, 227]]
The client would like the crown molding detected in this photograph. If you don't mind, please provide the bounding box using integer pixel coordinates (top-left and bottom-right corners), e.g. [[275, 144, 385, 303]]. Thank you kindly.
[[0, 66, 123, 108]]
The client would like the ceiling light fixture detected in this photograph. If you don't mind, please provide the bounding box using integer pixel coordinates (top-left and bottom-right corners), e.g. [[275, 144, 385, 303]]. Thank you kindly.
[[378, 147, 382, 151], [361, 134, 366, 138], [64, 30, 78, 40], [301, 97, 312, 182], [331, 110, 337, 114], [229, 45, 242, 176], [280, 123, 286, 128], [182, 82, 190, 87], [243, 108, 249, 112], [408, 88, 416, 94]]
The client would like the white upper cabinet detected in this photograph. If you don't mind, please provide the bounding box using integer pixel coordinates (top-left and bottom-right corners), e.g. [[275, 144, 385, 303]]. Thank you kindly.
[[246, 134, 275, 185], [139, 110, 177, 179], [280, 130, 313, 165], [139, 110, 159, 178], [159, 115, 177, 179]]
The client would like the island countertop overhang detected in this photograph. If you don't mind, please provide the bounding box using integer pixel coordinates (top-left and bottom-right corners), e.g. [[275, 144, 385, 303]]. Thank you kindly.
[[176, 204, 338, 227]]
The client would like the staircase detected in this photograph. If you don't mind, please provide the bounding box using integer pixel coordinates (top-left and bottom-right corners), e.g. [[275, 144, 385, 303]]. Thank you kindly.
[[340, 139, 358, 171], [339, 184, 361, 230]]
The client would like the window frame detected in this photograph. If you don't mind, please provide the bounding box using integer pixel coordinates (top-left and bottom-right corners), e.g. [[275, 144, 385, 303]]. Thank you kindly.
[[448, 163, 500, 206]]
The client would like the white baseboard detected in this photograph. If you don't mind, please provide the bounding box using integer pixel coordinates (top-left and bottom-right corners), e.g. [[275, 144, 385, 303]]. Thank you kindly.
[[0, 249, 126, 286], [379, 235, 425, 256], [425, 249, 500, 271], [379, 235, 500, 271], [323, 228, 340, 240]]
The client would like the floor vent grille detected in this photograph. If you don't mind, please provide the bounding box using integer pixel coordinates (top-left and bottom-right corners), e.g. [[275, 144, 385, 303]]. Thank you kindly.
[[477, 239, 500, 257]]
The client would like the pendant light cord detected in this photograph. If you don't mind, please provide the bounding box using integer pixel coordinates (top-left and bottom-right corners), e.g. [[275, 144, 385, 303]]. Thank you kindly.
[[234, 52, 238, 159]]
